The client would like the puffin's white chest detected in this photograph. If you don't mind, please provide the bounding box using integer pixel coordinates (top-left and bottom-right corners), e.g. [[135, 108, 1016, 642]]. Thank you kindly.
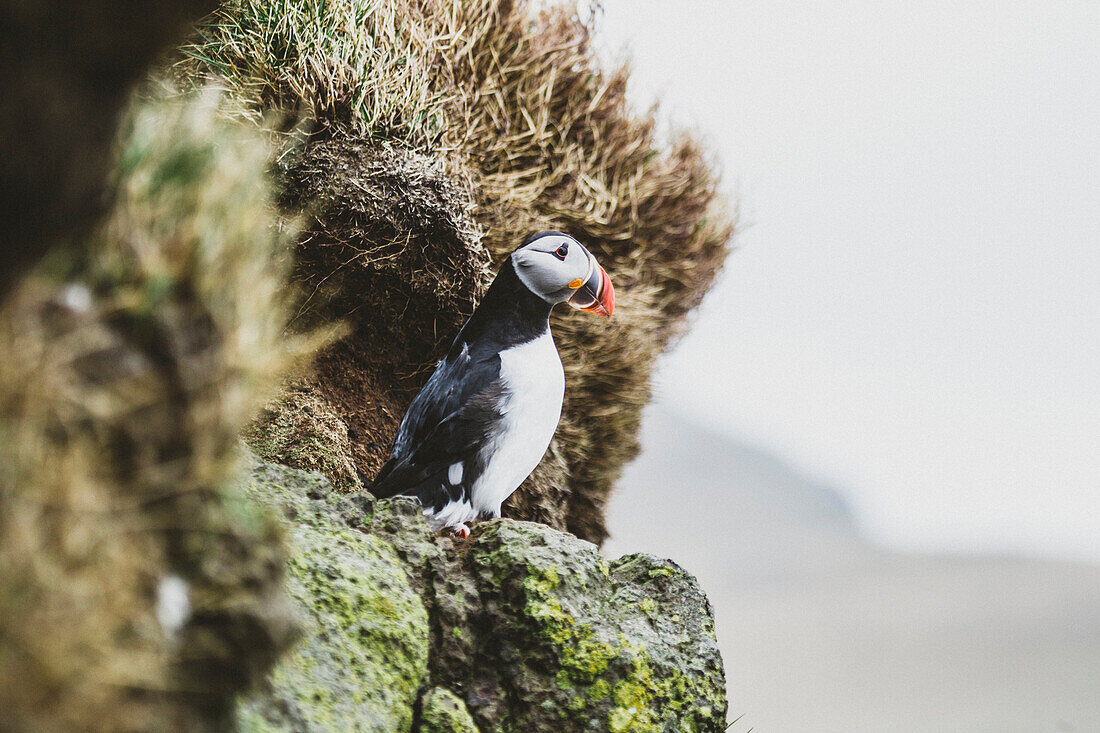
[[472, 331, 564, 515]]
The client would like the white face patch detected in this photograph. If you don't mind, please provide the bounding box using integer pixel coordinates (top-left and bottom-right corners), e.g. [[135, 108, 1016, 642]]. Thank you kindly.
[[511, 234, 592, 303], [448, 461, 464, 485]]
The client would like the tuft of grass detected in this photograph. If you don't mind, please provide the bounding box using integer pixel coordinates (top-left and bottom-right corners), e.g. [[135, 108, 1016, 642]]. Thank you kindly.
[[178, 0, 736, 543], [179, 0, 452, 144]]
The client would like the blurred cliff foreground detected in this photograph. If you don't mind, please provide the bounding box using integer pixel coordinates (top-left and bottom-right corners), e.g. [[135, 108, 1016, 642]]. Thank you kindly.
[[0, 1, 734, 731]]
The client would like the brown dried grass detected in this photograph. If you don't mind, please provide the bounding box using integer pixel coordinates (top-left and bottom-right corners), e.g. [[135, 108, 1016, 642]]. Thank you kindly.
[[182, 0, 735, 543]]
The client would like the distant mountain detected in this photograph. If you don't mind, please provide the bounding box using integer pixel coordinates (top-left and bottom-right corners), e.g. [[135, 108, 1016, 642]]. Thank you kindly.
[[604, 405, 874, 586], [605, 405, 1100, 732]]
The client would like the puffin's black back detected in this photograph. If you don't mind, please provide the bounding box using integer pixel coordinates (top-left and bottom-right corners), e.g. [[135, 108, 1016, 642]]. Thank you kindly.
[[449, 257, 553, 356], [369, 256, 554, 510], [369, 343, 503, 509]]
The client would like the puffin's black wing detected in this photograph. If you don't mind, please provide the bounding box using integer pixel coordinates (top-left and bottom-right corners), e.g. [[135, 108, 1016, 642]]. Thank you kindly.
[[370, 343, 503, 510]]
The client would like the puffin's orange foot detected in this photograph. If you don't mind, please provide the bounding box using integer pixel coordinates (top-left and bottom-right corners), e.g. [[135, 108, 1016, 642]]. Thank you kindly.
[[451, 523, 471, 539]]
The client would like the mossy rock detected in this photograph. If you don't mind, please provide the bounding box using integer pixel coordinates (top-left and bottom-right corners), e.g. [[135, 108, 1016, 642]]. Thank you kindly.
[[418, 687, 478, 733], [460, 521, 727, 732], [238, 459, 429, 732], [234, 457, 726, 732]]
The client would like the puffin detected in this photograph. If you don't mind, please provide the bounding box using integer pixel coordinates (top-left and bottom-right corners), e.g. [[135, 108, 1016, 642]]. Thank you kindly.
[[369, 231, 615, 537]]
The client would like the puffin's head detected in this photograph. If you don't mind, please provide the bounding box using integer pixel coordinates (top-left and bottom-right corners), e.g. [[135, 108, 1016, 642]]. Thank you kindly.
[[510, 231, 615, 317]]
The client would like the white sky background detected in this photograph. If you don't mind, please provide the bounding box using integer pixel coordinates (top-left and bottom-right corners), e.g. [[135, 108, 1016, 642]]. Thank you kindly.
[[595, 1, 1100, 562]]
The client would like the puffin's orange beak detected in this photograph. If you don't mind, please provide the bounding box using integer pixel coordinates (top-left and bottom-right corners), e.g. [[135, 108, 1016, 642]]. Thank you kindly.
[[568, 263, 615, 318]]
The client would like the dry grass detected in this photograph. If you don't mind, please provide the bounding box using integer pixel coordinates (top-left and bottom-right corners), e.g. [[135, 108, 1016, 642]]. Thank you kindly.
[[243, 380, 364, 491], [0, 89, 305, 730], [179, 0, 451, 143], [181, 0, 735, 543]]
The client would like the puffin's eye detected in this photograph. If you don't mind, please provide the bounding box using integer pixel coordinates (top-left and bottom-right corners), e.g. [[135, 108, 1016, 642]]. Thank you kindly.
[[552, 244, 569, 261]]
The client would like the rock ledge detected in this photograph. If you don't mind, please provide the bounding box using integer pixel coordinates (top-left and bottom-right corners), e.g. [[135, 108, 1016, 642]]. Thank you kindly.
[[238, 458, 727, 732]]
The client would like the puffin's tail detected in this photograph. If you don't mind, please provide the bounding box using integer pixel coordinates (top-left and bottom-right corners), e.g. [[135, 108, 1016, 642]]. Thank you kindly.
[[366, 456, 419, 499], [362, 458, 396, 498], [356, 465, 377, 494]]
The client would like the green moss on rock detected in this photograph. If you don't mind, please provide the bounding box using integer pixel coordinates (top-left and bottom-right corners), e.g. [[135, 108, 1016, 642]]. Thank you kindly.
[[461, 521, 727, 732], [418, 687, 478, 733], [238, 458, 428, 732], [234, 458, 726, 732]]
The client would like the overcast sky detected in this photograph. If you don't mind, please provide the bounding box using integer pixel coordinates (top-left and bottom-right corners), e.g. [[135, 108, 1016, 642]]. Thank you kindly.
[[596, 1, 1100, 562]]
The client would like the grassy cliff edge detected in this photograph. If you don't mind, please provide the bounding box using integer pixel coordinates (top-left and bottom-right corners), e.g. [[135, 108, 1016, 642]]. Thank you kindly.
[[180, 0, 735, 543]]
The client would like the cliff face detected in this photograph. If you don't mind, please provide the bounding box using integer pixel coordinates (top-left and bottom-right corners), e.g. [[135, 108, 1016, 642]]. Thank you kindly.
[[238, 456, 728, 732]]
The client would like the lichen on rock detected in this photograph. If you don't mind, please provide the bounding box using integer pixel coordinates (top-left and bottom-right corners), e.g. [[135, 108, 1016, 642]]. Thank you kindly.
[[460, 523, 727, 732], [236, 455, 727, 732], [418, 687, 478, 733], [238, 459, 429, 732]]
